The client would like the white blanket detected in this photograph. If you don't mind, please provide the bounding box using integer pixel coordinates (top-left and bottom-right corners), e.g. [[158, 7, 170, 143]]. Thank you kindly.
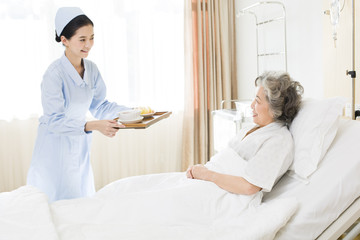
[[50, 172, 298, 240], [0, 149, 298, 240], [0, 186, 59, 240], [0, 178, 297, 240]]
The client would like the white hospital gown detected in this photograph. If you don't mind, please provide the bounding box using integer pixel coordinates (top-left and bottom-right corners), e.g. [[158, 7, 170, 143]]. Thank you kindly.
[[27, 53, 129, 202], [206, 121, 294, 192]]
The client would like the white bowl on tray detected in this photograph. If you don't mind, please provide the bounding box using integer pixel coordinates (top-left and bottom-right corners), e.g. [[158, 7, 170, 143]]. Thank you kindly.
[[118, 109, 141, 119]]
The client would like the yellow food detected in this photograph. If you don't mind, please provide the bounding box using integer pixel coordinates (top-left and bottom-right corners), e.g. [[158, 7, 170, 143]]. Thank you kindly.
[[136, 106, 154, 114]]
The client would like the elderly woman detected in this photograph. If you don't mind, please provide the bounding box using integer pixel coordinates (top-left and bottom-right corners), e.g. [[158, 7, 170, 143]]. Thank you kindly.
[[187, 71, 304, 195]]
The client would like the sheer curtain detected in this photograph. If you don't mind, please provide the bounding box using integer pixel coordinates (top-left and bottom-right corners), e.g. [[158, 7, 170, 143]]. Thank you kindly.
[[0, 0, 184, 192], [182, 0, 237, 170], [0, 0, 184, 118]]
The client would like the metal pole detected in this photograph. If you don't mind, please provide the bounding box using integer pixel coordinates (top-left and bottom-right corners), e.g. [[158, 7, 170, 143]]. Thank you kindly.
[[352, 0, 355, 120], [347, 0, 356, 120]]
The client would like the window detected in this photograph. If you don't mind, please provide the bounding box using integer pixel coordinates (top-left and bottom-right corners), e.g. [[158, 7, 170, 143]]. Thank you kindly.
[[0, 0, 184, 120]]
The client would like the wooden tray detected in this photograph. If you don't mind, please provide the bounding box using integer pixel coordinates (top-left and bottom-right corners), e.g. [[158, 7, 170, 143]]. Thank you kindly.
[[115, 111, 171, 129]]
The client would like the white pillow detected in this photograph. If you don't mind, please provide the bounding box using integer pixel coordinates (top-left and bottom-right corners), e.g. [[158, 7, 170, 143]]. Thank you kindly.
[[289, 97, 346, 181]]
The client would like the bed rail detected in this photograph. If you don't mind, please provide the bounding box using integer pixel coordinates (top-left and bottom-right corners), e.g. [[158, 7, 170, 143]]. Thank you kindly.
[[316, 196, 360, 240]]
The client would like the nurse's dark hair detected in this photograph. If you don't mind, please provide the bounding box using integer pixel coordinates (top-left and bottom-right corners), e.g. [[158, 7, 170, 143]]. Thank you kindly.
[[255, 71, 304, 125], [55, 15, 93, 42]]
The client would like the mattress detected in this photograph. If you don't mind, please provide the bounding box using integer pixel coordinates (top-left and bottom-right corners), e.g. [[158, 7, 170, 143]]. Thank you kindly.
[[263, 119, 360, 239]]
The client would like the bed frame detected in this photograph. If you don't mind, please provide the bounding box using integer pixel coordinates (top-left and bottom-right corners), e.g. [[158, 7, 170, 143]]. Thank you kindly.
[[317, 197, 360, 240]]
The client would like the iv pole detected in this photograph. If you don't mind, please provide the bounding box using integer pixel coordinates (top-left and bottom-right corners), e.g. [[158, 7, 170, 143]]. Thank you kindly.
[[346, 0, 356, 120]]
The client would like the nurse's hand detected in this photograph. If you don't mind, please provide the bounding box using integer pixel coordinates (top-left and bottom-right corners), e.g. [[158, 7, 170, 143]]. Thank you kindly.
[[85, 120, 125, 137]]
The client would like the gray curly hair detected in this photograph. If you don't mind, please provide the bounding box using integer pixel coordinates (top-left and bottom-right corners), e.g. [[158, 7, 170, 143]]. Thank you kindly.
[[255, 71, 304, 125]]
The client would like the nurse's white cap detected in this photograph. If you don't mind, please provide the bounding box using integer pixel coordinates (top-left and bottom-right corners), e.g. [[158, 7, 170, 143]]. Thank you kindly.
[[55, 7, 84, 36]]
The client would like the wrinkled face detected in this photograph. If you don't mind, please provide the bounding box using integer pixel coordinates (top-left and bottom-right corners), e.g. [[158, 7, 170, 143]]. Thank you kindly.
[[251, 86, 274, 127], [61, 24, 94, 59]]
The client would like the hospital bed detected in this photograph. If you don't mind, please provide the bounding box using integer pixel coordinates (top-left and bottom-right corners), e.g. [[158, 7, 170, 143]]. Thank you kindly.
[[1, 98, 360, 240], [266, 117, 360, 239]]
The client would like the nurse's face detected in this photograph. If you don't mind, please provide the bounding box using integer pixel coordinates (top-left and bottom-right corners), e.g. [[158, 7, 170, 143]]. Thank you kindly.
[[251, 86, 274, 127], [62, 24, 94, 59]]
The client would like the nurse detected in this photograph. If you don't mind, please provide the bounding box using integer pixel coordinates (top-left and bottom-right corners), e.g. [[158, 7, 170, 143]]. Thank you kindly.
[[27, 7, 129, 202]]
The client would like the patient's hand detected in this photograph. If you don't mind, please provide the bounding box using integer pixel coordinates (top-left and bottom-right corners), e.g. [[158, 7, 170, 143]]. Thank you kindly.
[[186, 166, 194, 178], [186, 164, 210, 181], [186, 165, 194, 179]]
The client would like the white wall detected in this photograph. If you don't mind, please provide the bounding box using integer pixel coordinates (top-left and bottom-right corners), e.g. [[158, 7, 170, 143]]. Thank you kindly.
[[323, 0, 360, 115], [235, 0, 324, 99]]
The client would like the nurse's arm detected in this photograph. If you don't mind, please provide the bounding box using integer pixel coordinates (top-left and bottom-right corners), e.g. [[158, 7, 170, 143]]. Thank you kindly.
[[85, 120, 124, 137], [90, 67, 130, 120]]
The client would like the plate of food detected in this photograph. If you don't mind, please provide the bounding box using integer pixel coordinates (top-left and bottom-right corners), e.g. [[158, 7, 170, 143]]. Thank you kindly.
[[141, 112, 155, 118], [136, 106, 155, 118]]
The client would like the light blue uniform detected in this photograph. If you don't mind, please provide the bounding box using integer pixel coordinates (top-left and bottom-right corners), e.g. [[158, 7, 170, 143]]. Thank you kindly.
[[27, 53, 128, 202]]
